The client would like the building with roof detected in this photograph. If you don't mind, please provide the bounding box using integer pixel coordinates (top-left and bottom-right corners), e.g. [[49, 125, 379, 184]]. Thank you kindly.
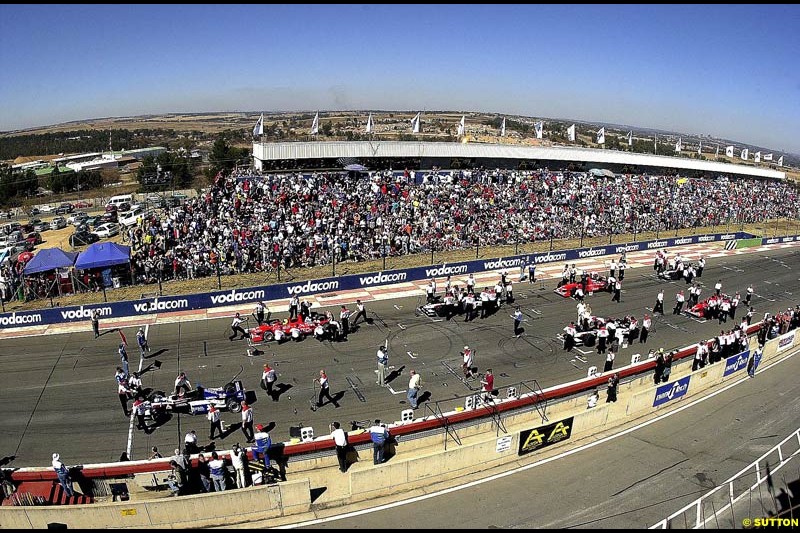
[[252, 141, 786, 180]]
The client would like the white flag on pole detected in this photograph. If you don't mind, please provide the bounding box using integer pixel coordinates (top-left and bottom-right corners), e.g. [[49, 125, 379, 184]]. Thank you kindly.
[[675, 138, 682, 153], [310, 112, 320, 135], [778, 155, 784, 167], [597, 127, 605, 144], [500, 117, 506, 137], [457, 115, 465, 136], [366, 113, 373, 134], [740, 148, 749, 160], [726, 145, 734, 157], [627, 131, 633, 146], [698, 141, 702, 155], [716, 144, 719, 157], [534, 121, 543, 139], [764, 153, 773, 161], [567, 124, 575, 142], [411, 112, 421, 133], [252, 113, 264, 137], [754, 151, 761, 163]]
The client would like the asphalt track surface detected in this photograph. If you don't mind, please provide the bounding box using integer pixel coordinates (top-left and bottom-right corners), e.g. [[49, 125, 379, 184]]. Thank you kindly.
[[299, 329, 800, 529], [1, 246, 798, 467]]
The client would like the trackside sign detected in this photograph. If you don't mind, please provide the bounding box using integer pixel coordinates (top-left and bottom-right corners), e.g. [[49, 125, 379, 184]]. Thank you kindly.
[[653, 376, 690, 407]]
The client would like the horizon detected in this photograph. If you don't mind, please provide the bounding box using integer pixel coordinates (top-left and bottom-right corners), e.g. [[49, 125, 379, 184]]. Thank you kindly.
[[1, 5, 798, 153]]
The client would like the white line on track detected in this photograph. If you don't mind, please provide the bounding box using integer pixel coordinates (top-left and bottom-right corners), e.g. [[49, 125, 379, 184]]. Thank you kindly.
[[276, 347, 799, 529], [126, 324, 149, 458]]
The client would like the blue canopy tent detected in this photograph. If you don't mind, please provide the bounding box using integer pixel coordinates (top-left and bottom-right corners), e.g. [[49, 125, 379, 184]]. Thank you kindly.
[[23, 248, 78, 275], [75, 242, 131, 289], [75, 242, 131, 270]]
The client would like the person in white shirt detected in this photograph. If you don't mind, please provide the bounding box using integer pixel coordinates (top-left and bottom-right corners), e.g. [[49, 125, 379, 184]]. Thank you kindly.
[[407, 370, 422, 409], [461, 346, 475, 378], [331, 422, 349, 472], [466, 274, 475, 294], [604, 350, 615, 373], [464, 292, 476, 322], [715, 280, 723, 296], [513, 307, 524, 337], [654, 289, 664, 315], [174, 371, 191, 395], [376, 341, 389, 386], [229, 312, 249, 341], [184, 430, 199, 454], [230, 444, 247, 488], [673, 291, 685, 314], [208, 405, 223, 440], [262, 364, 277, 397], [563, 322, 576, 352], [640, 315, 651, 344], [352, 299, 367, 327]]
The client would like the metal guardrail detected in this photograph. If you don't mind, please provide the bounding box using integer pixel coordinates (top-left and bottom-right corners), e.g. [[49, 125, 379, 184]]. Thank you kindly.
[[650, 426, 800, 529]]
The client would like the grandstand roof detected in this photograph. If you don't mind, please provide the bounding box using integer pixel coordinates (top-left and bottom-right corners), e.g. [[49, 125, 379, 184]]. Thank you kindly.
[[252, 141, 786, 180]]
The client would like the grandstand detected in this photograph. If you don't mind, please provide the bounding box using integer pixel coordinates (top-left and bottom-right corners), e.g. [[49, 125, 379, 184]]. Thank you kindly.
[[252, 141, 786, 180]]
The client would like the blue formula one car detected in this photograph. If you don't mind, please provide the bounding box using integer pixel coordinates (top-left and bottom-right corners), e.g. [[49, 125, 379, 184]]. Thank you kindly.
[[146, 367, 246, 417]]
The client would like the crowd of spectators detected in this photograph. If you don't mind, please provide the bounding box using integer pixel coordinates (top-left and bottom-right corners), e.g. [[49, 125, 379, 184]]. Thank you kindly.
[[121, 168, 798, 285], [2, 167, 799, 296]]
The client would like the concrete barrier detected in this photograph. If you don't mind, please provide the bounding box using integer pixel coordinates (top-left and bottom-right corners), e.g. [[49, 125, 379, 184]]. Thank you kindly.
[[0, 479, 310, 529]]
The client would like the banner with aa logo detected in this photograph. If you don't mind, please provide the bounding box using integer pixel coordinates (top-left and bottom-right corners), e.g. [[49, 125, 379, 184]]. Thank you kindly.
[[518, 417, 574, 456]]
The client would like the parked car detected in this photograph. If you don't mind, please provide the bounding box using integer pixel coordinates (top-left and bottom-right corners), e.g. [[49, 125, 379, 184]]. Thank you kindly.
[[146, 194, 165, 208], [28, 207, 40, 216], [118, 207, 148, 228], [59, 202, 74, 213], [68, 212, 89, 225], [0, 243, 18, 257], [105, 204, 119, 213], [49, 216, 67, 230], [92, 222, 119, 238], [39, 204, 54, 213], [100, 211, 118, 224], [33, 221, 49, 232], [74, 200, 93, 209], [25, 232, 42, 245], [84, 215, 102, 228], [70, 231, 100, 247]]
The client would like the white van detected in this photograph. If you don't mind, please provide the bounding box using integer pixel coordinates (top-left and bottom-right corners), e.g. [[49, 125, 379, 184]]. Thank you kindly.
[[106, 194, 134, 209]]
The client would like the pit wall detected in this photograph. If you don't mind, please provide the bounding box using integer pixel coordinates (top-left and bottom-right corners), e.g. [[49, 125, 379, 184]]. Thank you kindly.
[[0, 231, 754, 329], [2, 328, 793, 529]]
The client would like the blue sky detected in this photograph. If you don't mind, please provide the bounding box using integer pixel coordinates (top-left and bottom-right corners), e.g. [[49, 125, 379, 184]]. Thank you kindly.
[[1, 5, 798, 153]]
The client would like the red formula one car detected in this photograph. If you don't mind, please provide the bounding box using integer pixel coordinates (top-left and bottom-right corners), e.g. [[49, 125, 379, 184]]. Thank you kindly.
[[685, 294, 732, 319], [248, 314, 330, 343], [554, 273, 609, 298]]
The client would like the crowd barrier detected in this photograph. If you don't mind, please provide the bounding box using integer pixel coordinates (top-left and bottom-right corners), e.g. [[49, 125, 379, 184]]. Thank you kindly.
[[0, 231, 755, 329]]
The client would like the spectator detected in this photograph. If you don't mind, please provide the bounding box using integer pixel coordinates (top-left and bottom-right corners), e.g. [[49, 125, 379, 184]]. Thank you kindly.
[[208, 451, 227, 492], [167, 460, 187, 496], [195, 453, 211, 493], [369, 420, 389, 465], [331, 421, 349, 473], [230, 444, 247, 489]]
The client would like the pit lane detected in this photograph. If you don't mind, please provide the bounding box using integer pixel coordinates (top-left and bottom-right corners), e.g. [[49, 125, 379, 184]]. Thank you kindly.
[[1, 246, 798, 467]]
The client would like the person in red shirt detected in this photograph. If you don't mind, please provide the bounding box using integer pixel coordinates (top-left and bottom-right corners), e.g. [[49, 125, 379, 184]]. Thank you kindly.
[[481, 368, 495, 402]]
